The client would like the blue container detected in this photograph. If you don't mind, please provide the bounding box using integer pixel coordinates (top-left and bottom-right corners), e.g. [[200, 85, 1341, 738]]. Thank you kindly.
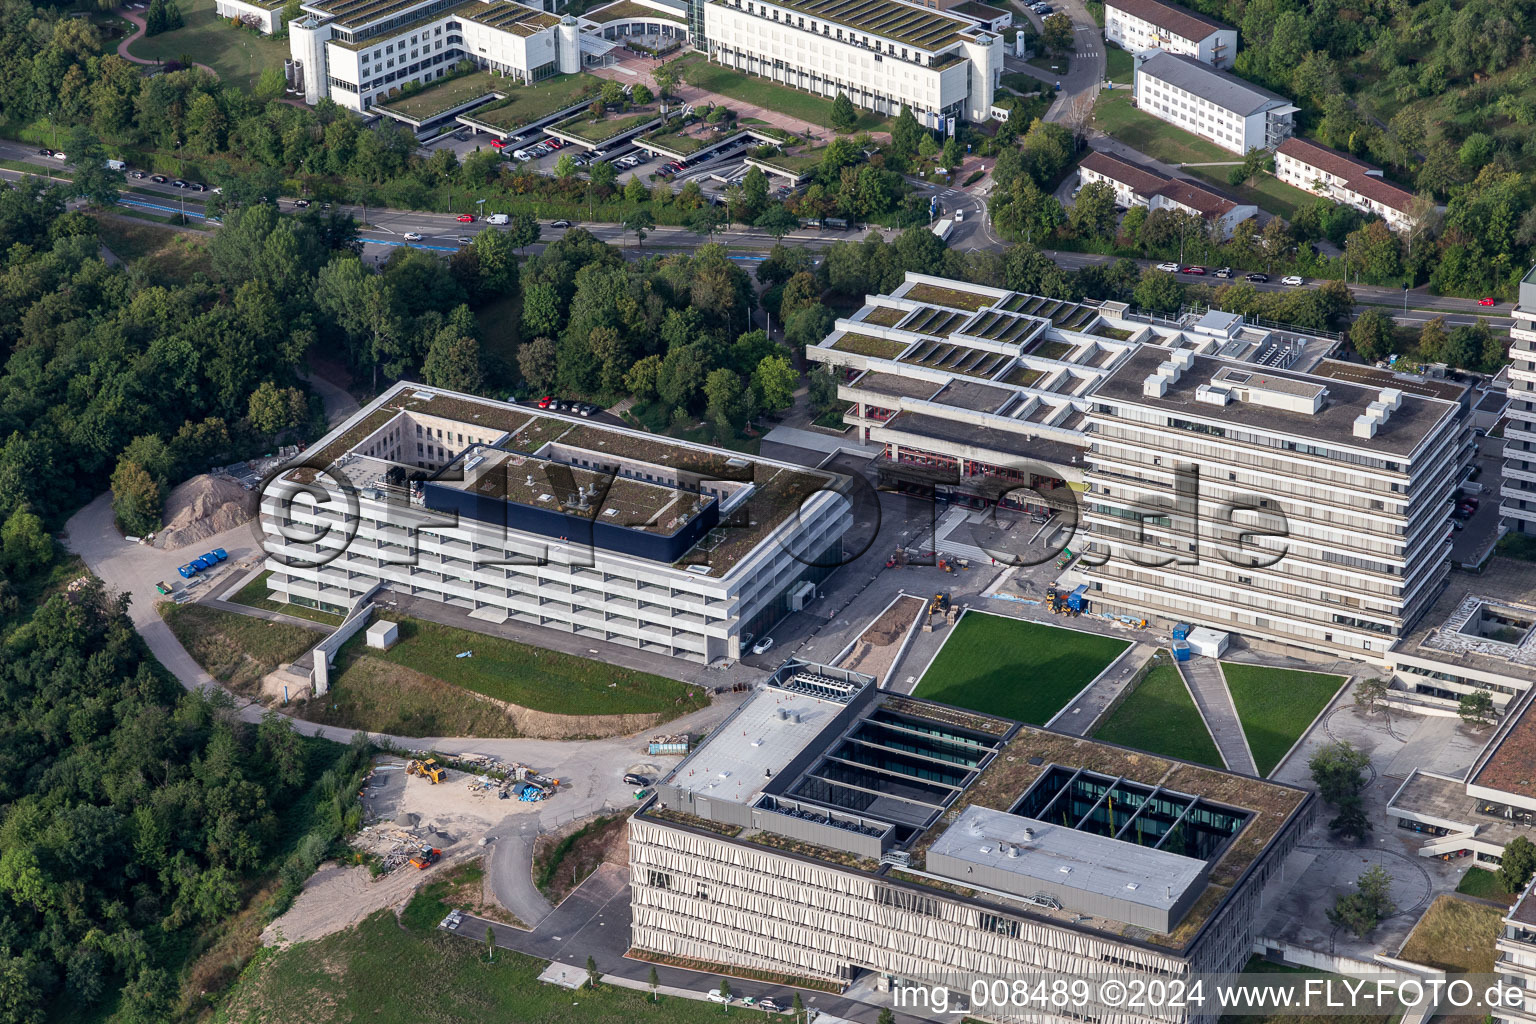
[[1172, 622, 1192, 641], [1172, 641, 1192, 662], [1068, 584, 1089, 612]]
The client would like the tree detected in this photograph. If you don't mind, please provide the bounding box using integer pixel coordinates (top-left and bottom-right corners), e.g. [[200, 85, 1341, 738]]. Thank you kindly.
[[741, 165, 769, 220], [248, 381, 308, 434], [632, 83, 653, 105], [586, 955, 600, 989], [686, 205, 724, 239], [505, 210, 540, 253], [1069, 181, 1118, 240], [64, 127, 121, 208], [623, 209, 655, 252], [1132, 267, 1184, 313], [625, 355, 664, 403], [755, 206, 800, 239], [1349, 309, 1396, 363], [784, 304, 837, 354], [878, 1010, 895, 1024], [1308, 741, 1370, 807], [554, 153, 578, 180], [518, 336, 558, 392], [830, 92, 857, 132], [1353, 677, 1390, 714], [653, 67, 675, 99], [1326, 865, 1396, 937], [718, 977, 732, 1008], [648, 965, 660, 1002], [1499, 836, 1536, 894], [892, 105, 923, 161], [792, 993, 805, 1019], [705, 368, 745, 433], [1418, 317, 1448, 364], [0, 506, 51, 580], [751, 355, 797, 415], [485, 925, 495, 962], [1459, 690, 1497, 729], [624, 176, 649, 204], [1041, 12, 1074, 54], [1329, 797, 1372, 844], [110, 460, 162, 537], [423, 328, 483, 394]]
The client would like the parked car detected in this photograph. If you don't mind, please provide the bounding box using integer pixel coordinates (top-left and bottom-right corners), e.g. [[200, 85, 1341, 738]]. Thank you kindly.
[[456, 213, 474, 222], [188, 182, 205, 191], [36, 149, 51, 157], [1215, 266, 1233, 278], [403, 231, 423, 241], [171, 179, 188, 188], [456, 236, 471, 244], [52, 152, 67, 161], [1245, 272, 1269, 283], [1281, 275, 1304, 286], [578, 402, 595, 417], [537, 395, 554, 409], [1156, 261, 1179, 272], [706, 991, 733, 1005], [1479, 297, 1497, 306], [752, 636, 775, 655], [1182, 265, 1206, 275], [489, 138, 506, 149], [551, 219, 571, 228], [129, 170, 146, 179], [622, 773, 649, 786], [294, 199, 311, 208], [758, 998, 782, 1012]]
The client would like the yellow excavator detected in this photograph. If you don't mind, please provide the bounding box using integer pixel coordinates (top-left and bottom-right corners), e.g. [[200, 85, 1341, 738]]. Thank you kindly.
[[407, 758, 444, 784]]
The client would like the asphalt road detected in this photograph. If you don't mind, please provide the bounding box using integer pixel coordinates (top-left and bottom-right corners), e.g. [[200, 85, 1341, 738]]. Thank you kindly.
[[0, 137, 1516, 325]]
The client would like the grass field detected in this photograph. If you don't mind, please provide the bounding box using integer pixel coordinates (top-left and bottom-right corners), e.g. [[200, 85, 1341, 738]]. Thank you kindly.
[[663, 53, 888, 133], [127, 0, 289, 93], [1456, 867, 1515, 903], [1186, 166, 1316, 221], [554, 108, 659, 144], [1221, 663, 1345, 776], [1105, 46, 1134, 84], [228, 570, 343, 625], [1093, 654, 1222, 768], [377, 71, 508, 122], [158, 601, 322, 692], [912, 612, 1129, 724], [221, 893, 751, 1024], [93, 215, 211, 285], [340, 615, 708, 718], [1091, 89, 1235, 166], [465, 73, 602, 133], [1398, 894, 1502, 975]]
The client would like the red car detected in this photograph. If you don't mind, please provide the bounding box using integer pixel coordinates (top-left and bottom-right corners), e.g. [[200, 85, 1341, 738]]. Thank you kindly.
[[489, 138, 506, 149], [1182, 265, 1207, 275], [1479, 297, 1496, 306], [537, 395, 553, 409], [457, 214, 474, 223]]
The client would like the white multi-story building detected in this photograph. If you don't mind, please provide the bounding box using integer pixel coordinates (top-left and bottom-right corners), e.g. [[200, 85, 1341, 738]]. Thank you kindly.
[[1104, 0, 1234, 67], [258, 383, 850, 664], [1133, 49, 1295, 155], [1497, 879, 1536, 1024], [289, 0, 581, 112], [1082, 347, 1465, 657], [1274, 138, 1422, 233], [1077, 150, 1257, 239], [702, 0, 1003, 124], [634, 664, 1314, 1012], [1503, 267, 1536, 537]]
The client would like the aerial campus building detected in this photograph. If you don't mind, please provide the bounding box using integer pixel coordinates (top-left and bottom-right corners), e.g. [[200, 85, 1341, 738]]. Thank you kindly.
[[630, 663, 1313, 1011], [1273, 138, 1422, 234], [1102, 0, 1234, 68], [1132, 49, 1296, 156], [257, 383, 850, 664], [1503, 265, 1536, 538], [1081, 347, 1467, 658], [1076, 151, 1257, 240]]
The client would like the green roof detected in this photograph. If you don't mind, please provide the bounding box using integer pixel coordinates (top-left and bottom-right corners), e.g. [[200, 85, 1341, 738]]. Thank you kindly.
[[583, 0, 686, 23], [713, 0, 975, 52]]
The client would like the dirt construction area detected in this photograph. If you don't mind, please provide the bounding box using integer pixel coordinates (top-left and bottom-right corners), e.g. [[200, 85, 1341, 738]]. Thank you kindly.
[[262, 761, 525, 947]]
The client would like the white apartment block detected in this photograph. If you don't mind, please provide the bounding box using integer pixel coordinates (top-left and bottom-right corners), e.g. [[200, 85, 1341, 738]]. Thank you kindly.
[[1506, 266, 1536, 536], [258, 383, 850, 664], [1083, 347, 1464, 657], [1104, 0, 1234, 67], [1133, 49, 1295, 155], [1497, 881, 1536, 1024], [635, 667, 1313, 1007], [1274, 138, 1421, 233], [1077, 150, 1256, 239], [289, 0, 582, 112], [702, 0, 1003, 123]]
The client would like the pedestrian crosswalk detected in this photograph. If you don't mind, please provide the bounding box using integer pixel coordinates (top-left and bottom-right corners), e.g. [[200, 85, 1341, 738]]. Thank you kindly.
[[1076, 49, 1100, 57]]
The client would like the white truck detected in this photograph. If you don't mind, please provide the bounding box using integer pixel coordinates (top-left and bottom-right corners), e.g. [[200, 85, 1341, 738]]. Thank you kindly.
[[105, 159, 126, 172], [930, 217, 954, 241]]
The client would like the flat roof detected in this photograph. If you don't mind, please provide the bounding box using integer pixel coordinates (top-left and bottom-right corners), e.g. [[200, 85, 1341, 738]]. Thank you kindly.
[[583, 0, 686, 21], [1310, 359, 1471, 403], [457, 0, 560, 32], [1135, 50, 1294, 118], [1094, 346, 1457, 457], [930, 380, 1016, 413], [1511, 887, 1536, 928], [929, 805, 1207, 912], [847, 371, 945, 401], [734, 0, 977, 51], [877, 410, 1084, 468], [1393, 560, 1536, 689], [449, 448, 698, 533]]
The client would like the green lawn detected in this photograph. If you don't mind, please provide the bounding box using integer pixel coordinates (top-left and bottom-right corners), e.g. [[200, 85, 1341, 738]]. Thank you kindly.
[[1456, 866, 1516, 903], [228, 570, 343, 625], [343, 615, 708, 718], [1091, 89, 1236, 166], [554, 108, 660, 144], [912, 612, 1130, 724], [221, 897, 767, 1024], [1186, 167, 1316, 221], [664, 53, 888, 133], [127, 0, 289, 93], [1093, 655, 1222, 768], [463, 73, 602, 134], [1221, 663, 1345, 776], [1105, 45, 1134, 84], [377, 72, 509, 122]]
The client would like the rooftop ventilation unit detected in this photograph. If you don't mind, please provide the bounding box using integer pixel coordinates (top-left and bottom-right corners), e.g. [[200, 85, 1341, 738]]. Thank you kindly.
[[1171, 349, 1196, 369], [1156, 359, 1182, 382], [1379, 387, 1403, 411], [1352, 414, 1378, 439], [1195, 384, 1231, 407], [1143, 374, 1169, 398]]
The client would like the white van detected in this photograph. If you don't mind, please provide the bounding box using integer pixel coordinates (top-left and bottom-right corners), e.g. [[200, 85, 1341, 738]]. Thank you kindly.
[[485, 213, 509, 225]]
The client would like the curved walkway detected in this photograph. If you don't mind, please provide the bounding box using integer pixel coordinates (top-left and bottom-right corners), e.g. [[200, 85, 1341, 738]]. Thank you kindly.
[[115, 6, 219, 78]]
